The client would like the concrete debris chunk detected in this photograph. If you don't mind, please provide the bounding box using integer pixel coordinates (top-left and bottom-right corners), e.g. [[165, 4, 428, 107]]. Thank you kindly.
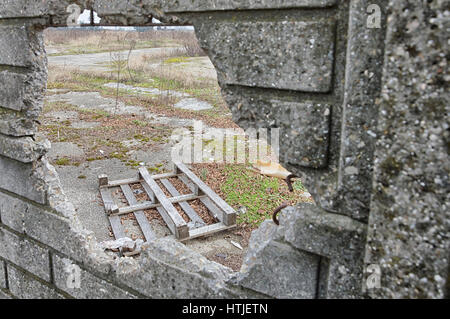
[[100, 237, 145, 254]]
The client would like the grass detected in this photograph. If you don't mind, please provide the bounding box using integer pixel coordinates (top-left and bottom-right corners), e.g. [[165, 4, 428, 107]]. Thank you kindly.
[[44, 29, 195, 56], [55, 158, 71, 166], [164, 57, 189, 64], [46, 63, 236, 128], [39, 99, 173, 168], [221, 165, 306, 226], [192, 163, 311, 229]]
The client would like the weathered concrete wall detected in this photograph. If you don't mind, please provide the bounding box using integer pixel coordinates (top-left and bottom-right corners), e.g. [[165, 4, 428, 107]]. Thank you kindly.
[[0, 0, 448, 299], [364, 0, 450, 299]]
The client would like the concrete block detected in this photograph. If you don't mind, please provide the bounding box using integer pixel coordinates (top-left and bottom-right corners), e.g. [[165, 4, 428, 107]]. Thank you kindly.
[[0, 228, 50, 281], [0, 0, 49, 18], [0, 108, 37, 137], [7, 265, 63, 299], [163, 0, 337, 12], [0, 191, 106, 266], [52, 254, 136, 299], [0, 135, 49, 163], [0, 156, 47, 204], [225, 94, 331, 168], [0, 71, 28, 111], [0, 26, 33, 67], [113, 237, 237, 298], [281, 204, 366, 259], [198, 19, 336, 92], [238, 229, 320, 298]]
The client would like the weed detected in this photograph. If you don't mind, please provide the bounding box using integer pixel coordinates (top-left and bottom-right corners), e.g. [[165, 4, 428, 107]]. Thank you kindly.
[[55, 158, 71, 166]]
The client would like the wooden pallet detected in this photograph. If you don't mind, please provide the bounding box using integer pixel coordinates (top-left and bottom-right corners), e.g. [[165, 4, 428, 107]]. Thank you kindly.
[[98, 162, 237, 241]]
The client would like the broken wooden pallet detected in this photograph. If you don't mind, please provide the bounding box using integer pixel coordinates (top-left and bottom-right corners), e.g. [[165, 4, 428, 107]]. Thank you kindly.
[[98, 162, 237, 241]]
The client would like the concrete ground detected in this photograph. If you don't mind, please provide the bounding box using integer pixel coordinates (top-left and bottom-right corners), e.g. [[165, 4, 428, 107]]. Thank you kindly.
[[47, 47, 181, 72]]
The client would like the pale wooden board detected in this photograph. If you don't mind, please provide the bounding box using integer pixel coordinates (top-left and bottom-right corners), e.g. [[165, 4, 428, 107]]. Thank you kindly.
[[114, 193, 206, 215], [160, 178, 205, 227], [120, 184, 156, 242], [141, 180, 176, 235], [179, 223, 237, 242], [174, 162, 237, 226], [139, 168, 189, 239], [178, 175, 224, 222], [99, 188, 125, 239], [103, 172, 181, 188]]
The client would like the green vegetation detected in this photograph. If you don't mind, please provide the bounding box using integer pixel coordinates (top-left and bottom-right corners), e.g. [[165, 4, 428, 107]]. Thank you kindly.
[[219, 165, 307, 227], [55, 158, 71, 166], [164, 57, 189, 64]]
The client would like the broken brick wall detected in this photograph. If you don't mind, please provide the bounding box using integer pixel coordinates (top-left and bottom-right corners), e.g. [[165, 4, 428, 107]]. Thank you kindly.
[[0, 0, 448, 299]]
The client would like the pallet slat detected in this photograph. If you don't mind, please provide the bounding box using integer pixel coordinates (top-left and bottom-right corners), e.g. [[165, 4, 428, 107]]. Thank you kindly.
[[100, 188, 125, 239], [113, 193, 206, 215], [180, 223, 237, 242], [160, 178, 205, 228], [101, 172, 183, 188], [120, 184, 156, 242], [174, 162, 237, 226], [178, 175, 225, 223], [139, 168, 189, 239], [101, 166, 237, 242]]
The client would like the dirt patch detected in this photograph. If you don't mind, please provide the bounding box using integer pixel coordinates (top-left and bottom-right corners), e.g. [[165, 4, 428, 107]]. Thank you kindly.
[[40, 104, 173, 168]]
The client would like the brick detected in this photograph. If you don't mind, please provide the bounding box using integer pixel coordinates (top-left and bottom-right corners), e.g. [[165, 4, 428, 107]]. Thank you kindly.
[[282, 204, 367, 259], [0, 135, 49, 163], [239, 237, 320, 298], [199, 19, 336, 92], [7, 265, 63, 299], [163, 0, 337, 12], [0, 191, 27, 233], [0, 108, 37, 137], [0, 155, 47, 204], [52, 255, 136, 299], [0, 228, 50, 281], [0, 0, 49, 19], [226, 95, 331, 168], [0, 26, 33, 67], [0, 191, 89, 262], [0, 71, 28, 111]]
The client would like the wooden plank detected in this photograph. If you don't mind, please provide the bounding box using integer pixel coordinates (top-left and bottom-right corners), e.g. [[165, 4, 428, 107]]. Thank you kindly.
[[99, 188, 125, 239], [141, 180, 176, 236], [160, 178, 205, 228], [178, 175, 225, 222], [103, 172, 182, 188], [120, 184, 156, 242], [105, 177, 141, 188], [141, 181, 177, 237], [141, 179, 155, 203], [108, 216, 126, 239], [174, 162, 236, 226], [179, 223, 237, 242], [113, 193, 206, 215], [139, 168, 189, 239]]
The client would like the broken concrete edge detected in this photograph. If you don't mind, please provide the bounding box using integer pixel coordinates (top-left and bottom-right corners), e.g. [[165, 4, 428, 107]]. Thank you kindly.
[[230, 203, 368, 298], [0, 134, 50, 163], [0, 0, 188, 26]]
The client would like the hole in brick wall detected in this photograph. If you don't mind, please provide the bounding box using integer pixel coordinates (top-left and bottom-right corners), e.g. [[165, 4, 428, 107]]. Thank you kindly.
[[40, 23, 311, 273]]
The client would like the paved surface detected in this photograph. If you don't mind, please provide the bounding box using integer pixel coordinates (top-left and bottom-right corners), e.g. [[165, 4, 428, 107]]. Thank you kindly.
[[48, 47, 180, 71], [47, 91, 197, 127]]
